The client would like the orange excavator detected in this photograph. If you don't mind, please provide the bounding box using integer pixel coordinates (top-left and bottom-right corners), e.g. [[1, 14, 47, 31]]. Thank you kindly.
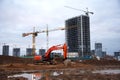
[[34, 43, 67, 63]]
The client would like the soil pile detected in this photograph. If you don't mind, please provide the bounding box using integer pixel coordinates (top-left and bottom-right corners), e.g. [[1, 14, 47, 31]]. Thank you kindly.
[[0, 55, 120, 66], [82, 59, 120, 65], [0, 55, 33, 64]]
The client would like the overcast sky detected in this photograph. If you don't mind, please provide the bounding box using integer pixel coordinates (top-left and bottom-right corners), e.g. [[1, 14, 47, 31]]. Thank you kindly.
[[0, 0, 120, 56]]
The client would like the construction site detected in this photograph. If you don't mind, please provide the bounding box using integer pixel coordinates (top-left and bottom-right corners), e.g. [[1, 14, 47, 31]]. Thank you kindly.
[[0, 55, 120, 80], [0, 6, 120, 80]]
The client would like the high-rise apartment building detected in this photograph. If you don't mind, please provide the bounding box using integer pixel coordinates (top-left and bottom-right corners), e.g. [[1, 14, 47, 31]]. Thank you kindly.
[[26, 48, 32, 56], [39, 49, 45, 56], [2, 45, 9, 56], [114, 52, 120, 60], [95, 43, 102, 58], [13, 48, 20, 57], [65, 15, 91, 57]]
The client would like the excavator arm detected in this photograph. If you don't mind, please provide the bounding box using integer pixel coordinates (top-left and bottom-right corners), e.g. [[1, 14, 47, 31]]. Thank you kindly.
[[45, 43, 67, 60], [34, 43, 67, 61]]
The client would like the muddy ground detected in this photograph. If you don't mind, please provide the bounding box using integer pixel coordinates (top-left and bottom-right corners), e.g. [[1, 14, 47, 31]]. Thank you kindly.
[[0, 55, 120, 80]]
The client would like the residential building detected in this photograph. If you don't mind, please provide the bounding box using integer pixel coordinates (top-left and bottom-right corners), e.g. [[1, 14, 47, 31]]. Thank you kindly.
[[95, 43, 102, 58], [2, 45, 9, 56], [114, 51, 120, 60], [102, 51, 106, 58], [13, 48, 20, 57], [65, 15, 91, 57], [91, 50, 95, 56], [39, 49, 45, 56], [26, 48, 32, 56]]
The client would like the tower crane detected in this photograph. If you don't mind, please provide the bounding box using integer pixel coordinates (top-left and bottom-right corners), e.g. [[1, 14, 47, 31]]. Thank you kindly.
[[64, 6, 94, 16], [22, 27, 65, 56]]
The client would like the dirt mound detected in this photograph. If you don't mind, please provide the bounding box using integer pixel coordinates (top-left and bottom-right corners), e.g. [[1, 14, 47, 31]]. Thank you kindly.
[[0, 55, 120, 66], [82, 59, 120, 65], [0, 55, 33, 64]]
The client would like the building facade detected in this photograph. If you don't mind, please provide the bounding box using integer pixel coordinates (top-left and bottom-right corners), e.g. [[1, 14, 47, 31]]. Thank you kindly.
[[114, 52, 120, 57], [2, 45, 9, 56], [114, 52, 120, 60], [91, 50, 95, 56], [95, 43, 102, 58], [65, 15, 91, 57], [39, 49, 45, 56], [26, 48, 32, 56], [13, 48, 20, 57], [102, 51, 106, 58]]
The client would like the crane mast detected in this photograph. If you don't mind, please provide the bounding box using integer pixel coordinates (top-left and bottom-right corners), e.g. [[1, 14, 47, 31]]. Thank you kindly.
[[32, 27, 36, 56], [22, 27, 38, 56], [46, 25, 49, 50]]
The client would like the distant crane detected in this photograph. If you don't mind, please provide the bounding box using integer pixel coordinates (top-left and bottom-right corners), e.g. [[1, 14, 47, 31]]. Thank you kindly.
[[22, 27, 65, 56], [64, 6, 94, 16]]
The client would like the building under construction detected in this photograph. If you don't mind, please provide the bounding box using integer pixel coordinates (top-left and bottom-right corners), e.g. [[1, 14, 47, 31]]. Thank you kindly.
[[65, 15, 91, 57], [2, 45, 9, 56], [95, 43, 102, 58], [26, 48, 32, 56], [13, 48, 20, 57]]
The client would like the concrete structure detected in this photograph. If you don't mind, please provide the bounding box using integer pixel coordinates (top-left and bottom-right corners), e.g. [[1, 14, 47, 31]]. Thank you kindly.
[[13, 48, 20, 57], [26, 48, 32, 56], [39, 49, 45, 56], [65, 15, 91, 57], [95, 43, 102, 58], [102, 51, 106, 58], [114, 52, 120, 60], [114, 52, 120, 56], [91, 50, 95, 56], [2, 45, 9, 56]]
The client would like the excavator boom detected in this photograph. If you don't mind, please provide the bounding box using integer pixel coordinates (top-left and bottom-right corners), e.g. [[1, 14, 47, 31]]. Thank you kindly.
[[45, 43, 67, 59], [34, 43, 67, 61]]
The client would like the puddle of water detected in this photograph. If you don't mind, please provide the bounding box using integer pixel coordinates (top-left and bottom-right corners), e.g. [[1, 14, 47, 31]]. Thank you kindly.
[[53, 71, 63, 76], [8, 71, 63, 80], [93, 69, 120, 74], [8, 69, 120, 80], [8, 73, 33, 80]]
